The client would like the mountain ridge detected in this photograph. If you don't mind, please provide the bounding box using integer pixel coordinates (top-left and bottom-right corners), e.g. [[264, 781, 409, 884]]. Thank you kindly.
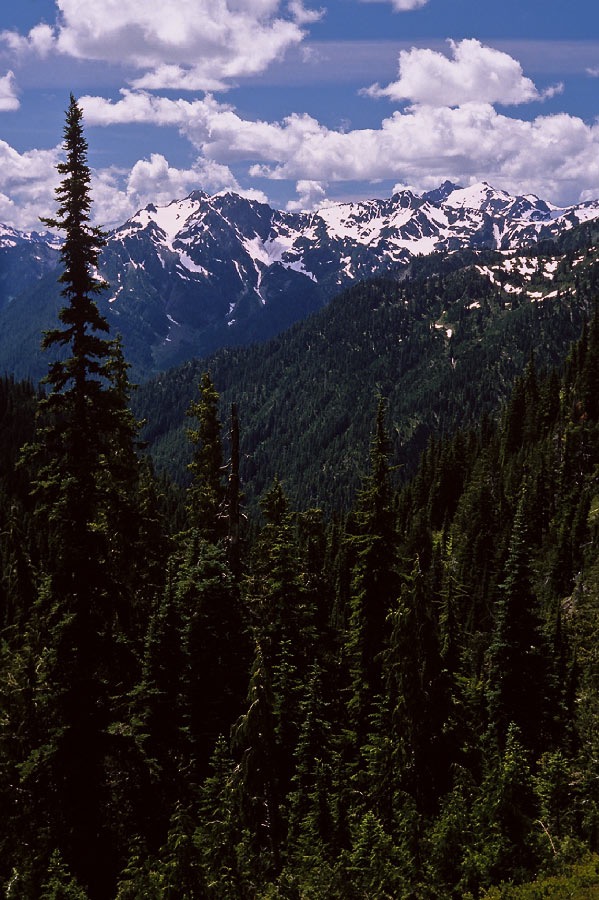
[[1, 180, 598, 380], [134, 224, 599, 512]]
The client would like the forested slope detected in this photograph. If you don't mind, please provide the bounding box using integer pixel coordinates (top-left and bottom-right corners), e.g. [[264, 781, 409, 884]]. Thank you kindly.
[[1, 299, 598, 897], [137, 230, 599, 513]]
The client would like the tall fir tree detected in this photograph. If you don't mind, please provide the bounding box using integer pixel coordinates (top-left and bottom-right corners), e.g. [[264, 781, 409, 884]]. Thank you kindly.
[[186, 372, 226, 542], [485, 482, 552, 756], [345, 398, 400, 738], [15, 95, 144, 899]]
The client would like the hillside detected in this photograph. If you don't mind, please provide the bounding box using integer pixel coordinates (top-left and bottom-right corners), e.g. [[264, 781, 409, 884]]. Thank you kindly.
[[136, 224, 599, 512], [2, 260, 598, 898]]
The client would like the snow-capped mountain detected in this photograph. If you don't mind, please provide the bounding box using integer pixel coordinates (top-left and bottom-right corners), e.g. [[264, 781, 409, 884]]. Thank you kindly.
[[0, 225, 60, 314], [1, 181, 598, 378]]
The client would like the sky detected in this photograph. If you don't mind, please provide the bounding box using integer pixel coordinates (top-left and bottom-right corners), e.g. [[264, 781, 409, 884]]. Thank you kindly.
[[0, 0, 598, 231]]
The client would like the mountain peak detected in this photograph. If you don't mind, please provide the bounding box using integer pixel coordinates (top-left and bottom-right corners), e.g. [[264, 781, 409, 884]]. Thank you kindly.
[[444, 181, 509, 209], [422, 181, 463, 204], [2, 180, 598, 380]]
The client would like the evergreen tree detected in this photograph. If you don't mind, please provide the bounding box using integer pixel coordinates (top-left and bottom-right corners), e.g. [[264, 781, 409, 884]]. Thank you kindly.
[[232, 643, 286, 881], [40, 851, 90, 900], [486, 483, 552, 755], [345, 399, 400, 738], [14, 95, 144, 898], [177, 537, 248, 780], [186, 372, 226, 541], [377, 561, 449, 816], [227, 401, 242, 577], [179, 380, 249, 780], [196, 736, 243, 897]]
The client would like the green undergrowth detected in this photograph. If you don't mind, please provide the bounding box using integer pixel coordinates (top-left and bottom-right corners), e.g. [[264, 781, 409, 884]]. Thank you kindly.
[[480, 855, 599, 899]]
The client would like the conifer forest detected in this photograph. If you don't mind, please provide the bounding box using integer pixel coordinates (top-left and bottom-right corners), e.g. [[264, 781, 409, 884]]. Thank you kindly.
[[1, 99, 599, 900]]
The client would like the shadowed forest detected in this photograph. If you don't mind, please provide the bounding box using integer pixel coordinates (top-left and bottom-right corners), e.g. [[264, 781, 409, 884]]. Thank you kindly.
[[1, 97, 599, 900]]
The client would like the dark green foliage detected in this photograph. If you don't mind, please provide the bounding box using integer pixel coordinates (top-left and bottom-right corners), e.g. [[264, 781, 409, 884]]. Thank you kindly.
[[0, 97, 161, 899], [485, 483, 553, 754], [2, 303, 598, 899], [136, 240, 598, 516], [1, 139, 599, 898], [176, 538, 248, 778], [40, 851, 90, 899], [186, 372, 226, 541], [345, 399, 400, 736]]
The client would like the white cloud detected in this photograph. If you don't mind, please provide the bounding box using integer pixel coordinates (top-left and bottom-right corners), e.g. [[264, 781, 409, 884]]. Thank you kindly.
[[80, 90, 221, 128], [288, 0, 325, 25], [16, 0, 310, 91], [365, 39, 562, 107], [2, 92, 598, 231], [81, 90, 326, 161], [0, 23, 55, 57], [81, 90, 328, 167], [587, 66, 599, 77], [0, 134, 269, 232], [248, 104, 599, 208], [78, 87, 599, 208], [0, 141, 61, 230], [0, 71, 19, 111], [127, 154, 219, 203], [124, 153, 267, 207], [286, 179, 328, 210], [0, 13, 596, 232]]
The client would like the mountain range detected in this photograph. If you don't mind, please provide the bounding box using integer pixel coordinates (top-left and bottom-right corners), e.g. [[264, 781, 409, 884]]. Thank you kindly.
[[1, 180, 599, 380], [133, 217, 599, 512]]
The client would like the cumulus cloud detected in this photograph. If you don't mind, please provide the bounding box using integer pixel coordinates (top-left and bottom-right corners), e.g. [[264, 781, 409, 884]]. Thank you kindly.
[[78, 86, 599, 208], [81, 90, 327, 164], [123, 153, 267, 209], [0, 141, 61, 230], [8, 0, 313, 91], [80, 90, 221, 129], [0, 71, 19, 111], [2, 95, 598, 231], [365, 39, 563, 107], [0, 7, 596, 231], [0, 23, 55, 57], [245, 103, 599, 206], [81, 90, 329, 169], [286, 179, 328, 210]]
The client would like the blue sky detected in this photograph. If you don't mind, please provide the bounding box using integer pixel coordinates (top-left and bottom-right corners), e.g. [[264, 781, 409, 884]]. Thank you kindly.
[[0, 0, 598, 230]]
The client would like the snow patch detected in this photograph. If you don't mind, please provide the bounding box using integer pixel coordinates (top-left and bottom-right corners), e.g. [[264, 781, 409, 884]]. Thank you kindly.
[[107, 286, 123, 304], [445, 182, 508, 210], [142, 196, 202, 242], [178, 251, 208, 276], [243, 233, 316, 281]]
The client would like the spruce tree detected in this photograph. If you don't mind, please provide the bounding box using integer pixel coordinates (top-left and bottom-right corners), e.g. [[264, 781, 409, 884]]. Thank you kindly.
[[17, 95, 143, 899], [345, 398, 400, 738], [486, 482, 551, 755], [186, 372, 226, 541], [227, 401, 242, 576]]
